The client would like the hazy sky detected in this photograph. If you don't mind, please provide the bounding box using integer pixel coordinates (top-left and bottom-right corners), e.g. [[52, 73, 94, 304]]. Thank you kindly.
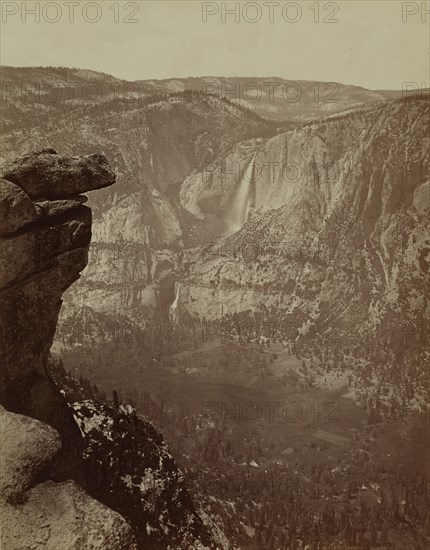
[[1, 0, 428, 89]]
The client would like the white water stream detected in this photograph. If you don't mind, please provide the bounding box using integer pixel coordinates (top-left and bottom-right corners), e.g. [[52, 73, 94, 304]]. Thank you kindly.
[[228, 154, 256, 233]]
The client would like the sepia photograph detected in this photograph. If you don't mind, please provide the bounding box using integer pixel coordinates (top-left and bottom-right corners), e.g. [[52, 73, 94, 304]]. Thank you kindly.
[[0, 1, 429, 549]]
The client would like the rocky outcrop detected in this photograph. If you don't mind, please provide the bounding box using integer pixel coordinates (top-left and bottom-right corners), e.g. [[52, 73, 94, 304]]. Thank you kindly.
[[0, 151, 140, 549], [61, 394, 214, 549], [0, 86, 273, 345], [0, 150, 113, 386], [0, 406, 137, 550], [1, 149, 116, 199], [0, 178, 40, 236], [0, 405, 61, 500], [1, 481, 137, 550], [0, 150, 215, 550]]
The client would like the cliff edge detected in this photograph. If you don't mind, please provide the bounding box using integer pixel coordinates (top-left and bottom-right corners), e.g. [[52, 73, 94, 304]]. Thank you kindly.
[[0, 150, 137, 549], [0, 150, 213, 549]]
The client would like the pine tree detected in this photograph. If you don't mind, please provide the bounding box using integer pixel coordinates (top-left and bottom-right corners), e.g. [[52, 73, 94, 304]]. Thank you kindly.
[[112, 390, 119, 409]]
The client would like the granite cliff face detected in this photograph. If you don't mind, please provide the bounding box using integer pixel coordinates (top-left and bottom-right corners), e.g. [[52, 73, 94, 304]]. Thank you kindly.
[[1, 67, 427, 357], [3, 68, 418, 356], [0, 73, 273, 341], [177, 98, 429, 346], [50, 93, 427, 357], [0, 150, 115, 386], [0, 151, 215, 550], [0, 150, 137, 549]]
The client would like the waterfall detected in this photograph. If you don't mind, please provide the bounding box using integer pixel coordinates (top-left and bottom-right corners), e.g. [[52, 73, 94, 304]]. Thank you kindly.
[[228, 154, 256, 233], [170, 282, 181, 318]]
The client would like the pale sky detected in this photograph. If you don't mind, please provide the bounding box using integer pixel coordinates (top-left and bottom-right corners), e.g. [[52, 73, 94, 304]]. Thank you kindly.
[[1, 0, 429, 89]]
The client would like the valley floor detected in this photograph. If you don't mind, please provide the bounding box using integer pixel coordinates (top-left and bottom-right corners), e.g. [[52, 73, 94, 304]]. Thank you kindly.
[[58, 336, 430, 549]]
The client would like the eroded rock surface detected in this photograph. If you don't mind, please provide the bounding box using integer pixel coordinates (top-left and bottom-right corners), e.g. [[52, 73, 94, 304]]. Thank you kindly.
[[0, 151, 113, 385], [0, 178, 40, 236], [0, 405, 61, 500], [0, 152, 139, 549], [0, 150, 215, 550], [0, 406, 137, 550], [0, 149, 115, 199]]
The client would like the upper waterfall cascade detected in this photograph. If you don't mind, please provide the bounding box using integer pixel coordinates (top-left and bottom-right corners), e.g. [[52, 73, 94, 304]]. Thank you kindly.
[[228, 154, 256, 233]]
